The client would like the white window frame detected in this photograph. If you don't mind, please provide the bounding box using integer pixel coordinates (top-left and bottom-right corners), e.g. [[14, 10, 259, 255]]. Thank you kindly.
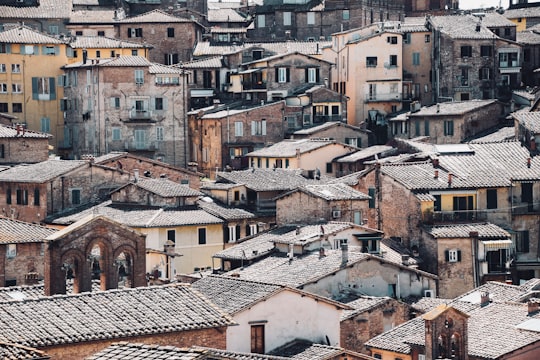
[[0, 64, 5, 73], [283, 11, 292, 26], [0, 83, 6, 93], [6, 244, 16, 258], [307, 68, 317, 83], [250, 224, 258, 235], [228, 225, 237, 243], [278, 67, 288, 83], [134, 69, 144, 84], [11, 83, 21, 93], [307, 12, 315, 25], [156, 126, 164, 141], [334, 238, 347, 249], [234, 121, 243, 137], [112, 127, 121, 141], [448, 249, 459, 262], [11, 64, 20, 73], [251, 120, 266, 136]]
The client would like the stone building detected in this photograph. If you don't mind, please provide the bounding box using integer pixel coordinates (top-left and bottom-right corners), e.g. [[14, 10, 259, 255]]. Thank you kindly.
[[62, 56, 189, 166], [291, 121, 370, 147], [247, 0, 404, 42], [0, 124, 51, 164], [0, 217, 57, 287]]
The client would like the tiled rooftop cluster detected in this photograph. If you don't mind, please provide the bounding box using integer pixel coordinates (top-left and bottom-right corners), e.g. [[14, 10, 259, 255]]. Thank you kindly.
[[0, 217, 57, 244]]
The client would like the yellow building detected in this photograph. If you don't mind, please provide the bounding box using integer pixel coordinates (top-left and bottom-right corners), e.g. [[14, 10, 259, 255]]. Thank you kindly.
[[66, 35, 152, 64], [0, 25, 68, 151]]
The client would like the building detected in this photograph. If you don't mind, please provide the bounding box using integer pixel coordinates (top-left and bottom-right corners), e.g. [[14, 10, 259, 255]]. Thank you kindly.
[[0, 26, 69, 151], [274, 183, 371, 226], [192, 275, 349, 353], [516, 30, 540, 86], [290, 121, 368, 146], [0, 0, 72, 36], [0, 124, 51, 164], [62, 56, 189, 166], [504, 6, 540, 31], [66, 35, 152, 64], [333, 145, 396, 177]]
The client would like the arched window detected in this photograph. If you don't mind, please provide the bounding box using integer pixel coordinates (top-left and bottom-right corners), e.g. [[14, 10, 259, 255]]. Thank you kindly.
[[451, 332, 461, 359]]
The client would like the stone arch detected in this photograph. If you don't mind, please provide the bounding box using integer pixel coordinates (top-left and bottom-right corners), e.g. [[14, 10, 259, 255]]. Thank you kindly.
[[44, 216, 147, 296], [113, 244, 138, 289]]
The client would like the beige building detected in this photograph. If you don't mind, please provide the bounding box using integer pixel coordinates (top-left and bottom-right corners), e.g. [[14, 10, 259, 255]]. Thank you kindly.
[[322, 23, 403, 129], [66, 35, 152, 64], [0, 26, 68, 151]]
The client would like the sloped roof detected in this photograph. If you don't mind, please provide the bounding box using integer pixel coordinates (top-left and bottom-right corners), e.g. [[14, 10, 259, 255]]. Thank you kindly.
[[378, 141, 540, 189], [278, 183, 371, 201], [408, 100, 498, 116], [0, 124, 51, 139], [513, 111, 540, 133], [504, 7, 540, 19], [483, 12, 516, 27], [341, 296, 395, 321], [241, 50, 332, 66], [0, 342, 49, 360], [0, 217, 57, 244], [62, 56, 152, 68], [215, 168, 332, 192], [122, 178, 203, 197], [0, 284, 235, 349], [118, 9, 192, 23], [423, 222, 511, 239], [429, 15, 499, 39], [87, 342, 207, 360], [178, 56, 224, 69], [336, 145, 395, 163], [245, 139, 340, 158], [0, 26, 64, 44], [0, 160, 87, 183], [0, 0, 71, 19], [69, 10, 117, 24], [268, 339, 371, 360], [192, 41, 329, 57], [208, 7, 246, 22], [197, 199, 255, 220], [292, 121, 364, 135], [516, 30, 540, 44], [69, 36, 148, 49]]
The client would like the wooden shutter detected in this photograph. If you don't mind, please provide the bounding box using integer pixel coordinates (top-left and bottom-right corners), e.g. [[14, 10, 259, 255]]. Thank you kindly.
[[250, 325, 264, 354]]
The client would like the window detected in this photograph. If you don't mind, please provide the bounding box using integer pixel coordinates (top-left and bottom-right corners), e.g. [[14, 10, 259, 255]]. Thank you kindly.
[[165, 53, 179, 65], [366, 56, 377, 67], [373, 354, 382, 360], [32, 77, 56, 100], [343, 9, 350, 20], [167, 27, 175, 37], [97, 30, 105, 36], [12, 103, 22, 112], [387, 36, 398, 44], [0, 44, 10, 54], [251, 120, 266, 135], [257, 14, 265, 28], [499, 52, 518, 68], [0, 64, 5, 73], [234, 122, 243, 136], [131, 49, 138, 56], [111, 97, 120, 109], [368, 187, 375, 208], [307, 12, 315, 25], [0, 84, 6, 93], [11, 83, 22, 93], [306, 67, 318, 83], [156, 126, 164, 141], [460, 68, 469, 86], [6, 188, 11, 204], [43, 46, 57, 55], [11, 64, 20, 73], [71, 189, 81, 205], [112, 127, 121, 141], [49, 25, 59, 34], [134, 129, 146, 149], [23, 45, 35, 55], [479, 67, 492, 80], [516, 231, 529, 253], [487, 189, 497, 209], [389, 55, 398, 66], [345, 137, 362, 147], [444, 120, 454, 136], [134, 70, 144, 84], [481, 45, 492, 57], [446, 249, 461, 262], [228, 225, 237, 243], [403, 33, 411, 44], [33, 188, 39, 206], [369, 84, 376, 100], [16, 189, 28, 205], [6, 244, 16, 259], [283, 11, 292, 26], [276, 67, 289, 83], [95, 50, 101, 58], [505, 27, 511, 36], [461, 45, 472, 58], [155, 97, 164, 110], [75, 31, 83, 36], [127, 27, 143, 38], [41, 117, 50, 133], [425, 34, 430, 43], [198, 228, 206, 245], [251, 324, 265, 354], [249, 224, 258, 236], [167, 229, 175, 244], [413, 52, 420, 65]]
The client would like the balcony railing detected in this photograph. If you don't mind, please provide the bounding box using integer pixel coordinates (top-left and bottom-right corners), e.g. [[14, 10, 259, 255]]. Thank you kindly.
[[242, 82, 267, 90], [424, 210, 488, 223], [512, 202, 540, 215], [129, 110, 154, 121], [124, 141, 157, 152], [365, 93, 402, 102]]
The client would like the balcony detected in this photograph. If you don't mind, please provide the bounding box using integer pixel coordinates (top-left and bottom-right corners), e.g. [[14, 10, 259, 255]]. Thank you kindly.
[[365, 93, 402, 103], [313, 114, 344, 123], [124, 141, 157, 152], [242, 81, 267, 91], [424, 209, 488, 223], [512, 201, 540, 215]]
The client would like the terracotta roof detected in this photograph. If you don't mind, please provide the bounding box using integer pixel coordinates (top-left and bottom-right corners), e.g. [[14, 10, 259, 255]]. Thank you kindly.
[[0, 284, 235, 349], [212, 229, 278, 261], [0, 217, 56, 244], [423, 223, 511, 239], [268, 339, 370, 360], [0, 0, 71, 19], [127, 178, 203, 197], [0, 124, 51, 139], [341, 296, 395, 321], [0, 342, 49, 359], [197, 199, 255, 220], [504, 7, 540, 19], [208, 7, 246, 22], [191, 275, 283, 314], [50, 201, 223, 227], [516, 30, 540, 44], [292, 121, 363, 135], [336, 145, 395, 163], [429, 15, 499, 39], [193, 346, 289, 360], [62, 56, 152, 68], [483, 12, 516, 27], [0, 26, 64, 44], [118, 9, 192, 23], [513, 111, 540, 133], [192, 41, 330, 57], [246, 139, 340, 158], [279, 183, 371, 201], [379, 141, 540, 189], [87, 342, 207, 360], [69, 36, 148, 49], [178, 56, 224, 69], [215, 168, 332, 192], [149, 63, 187, 74], [0, 160, 87, 183], [69, 10, 118, 24], [0, 280, 101, 302], [408, 100, 498, 116], [468, 126, 515, 143]]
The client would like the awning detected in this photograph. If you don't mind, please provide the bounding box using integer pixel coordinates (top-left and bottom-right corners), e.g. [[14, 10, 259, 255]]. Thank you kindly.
[[482, 239, 513, 251], [190, 89, 214, 98]]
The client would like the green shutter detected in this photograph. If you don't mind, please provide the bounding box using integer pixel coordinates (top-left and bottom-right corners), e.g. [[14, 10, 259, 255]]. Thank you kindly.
[[32, 77, 38, 100], [49, 77, 56, 100], [368, 188, 375, 208]]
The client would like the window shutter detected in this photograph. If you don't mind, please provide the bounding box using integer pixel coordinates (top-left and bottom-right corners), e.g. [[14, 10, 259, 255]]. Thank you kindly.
[[251, 121, 256, 135], [224, 226, 229, 242], [368, 188, 375, 208], [286, 68, 290, 82], [246, 224, 251, 236], [5, 44, 10, 54], [162, 97, 168, 110], [139, 28, 143, 37], [275, 68, 278, 82], [316, 68, 320, 82], [445, 250, 450, 262], [55, 46, 59, 55], [457, 250, 462, 262], [32, 77, 38, 100], [150, 97, 155, 111], [49, 77, 56, 100], [305, 68, 308, 82], [20, 46, 26, 55], [164, 54, 168, 64], [34, 45, 39, 54], [357, 137, 362, 147], [262, 120, 266, 135], [127, 28, 132, 37]]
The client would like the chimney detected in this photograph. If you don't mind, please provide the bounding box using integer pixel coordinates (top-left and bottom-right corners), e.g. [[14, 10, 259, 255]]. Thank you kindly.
[[319, 247, 326, 258], [531, 137, 537, 151], [134, 169, 139, 182], [432, 158, 439, 167], [341, 243, 349, 266], [82, 49, 87, 64], [528, 157, 531, 168], [436, 103, 440, 113], [448, 173, 453, 186], [434, 170, 439, 179], [528, 299, 539, 315], [295, 226, 301, 235], [480, 291, 490, 307], [401, 254, 410, 265]]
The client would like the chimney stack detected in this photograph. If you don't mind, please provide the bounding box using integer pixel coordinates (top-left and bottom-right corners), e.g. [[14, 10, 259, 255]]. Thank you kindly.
[[528, 299, 539, 315], [531, 136, 537, 151], [448, 173, 453, 186], [434, 170, 439, 179], [528, 157, 531, 168], [134, 169, 139, 182], [401, 254, 410, 265], [341, 243, 349, 266], [480, 291, 490, 307], [432, 158, 439, 167]]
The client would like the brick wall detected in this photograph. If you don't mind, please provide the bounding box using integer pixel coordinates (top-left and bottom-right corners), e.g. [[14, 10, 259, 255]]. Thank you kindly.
[[40, 326, 227, 360], [0, 137, 50, 164], [2, 242, 44, 287]]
